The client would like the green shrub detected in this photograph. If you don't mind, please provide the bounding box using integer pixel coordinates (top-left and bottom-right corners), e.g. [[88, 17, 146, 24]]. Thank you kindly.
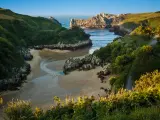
[[109, 77, 117, 86], [131, 45, 160, 80], [102, 107, 160, 120]]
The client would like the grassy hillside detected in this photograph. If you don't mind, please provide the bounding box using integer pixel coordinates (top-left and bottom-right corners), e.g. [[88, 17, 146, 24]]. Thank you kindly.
[[91, 12, 160, 91], [94, 35, 160, 90], [0, 8, 89, 46], [120, 12, 160, 30]]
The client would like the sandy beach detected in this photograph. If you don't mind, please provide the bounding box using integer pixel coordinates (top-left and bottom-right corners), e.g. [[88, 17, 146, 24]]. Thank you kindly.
[[0, 48, 111, 115]]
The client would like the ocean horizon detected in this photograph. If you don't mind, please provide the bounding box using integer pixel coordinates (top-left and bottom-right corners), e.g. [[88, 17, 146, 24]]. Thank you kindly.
[[54, 16, 91, 28]]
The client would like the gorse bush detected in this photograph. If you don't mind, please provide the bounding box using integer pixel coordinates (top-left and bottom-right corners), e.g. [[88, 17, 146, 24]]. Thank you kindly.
[[4, 70, 160, 120], [134, 70, 160, 91], [131, 25, 154, 37], [155, 26, 160, 36], [0, 97, 3, 105], [4, 100, 34, 120]]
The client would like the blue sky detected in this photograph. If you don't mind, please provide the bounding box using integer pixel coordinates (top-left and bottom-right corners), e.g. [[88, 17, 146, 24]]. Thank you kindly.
[[0, 0, 160, 16]]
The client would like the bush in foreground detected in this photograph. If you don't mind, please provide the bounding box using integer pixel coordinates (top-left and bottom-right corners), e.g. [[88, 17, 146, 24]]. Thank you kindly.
[[3, 70, 160, 120], [4, 100, 34, 120]]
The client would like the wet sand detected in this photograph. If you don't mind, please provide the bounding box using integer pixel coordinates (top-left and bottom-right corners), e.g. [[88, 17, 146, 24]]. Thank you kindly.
[[39, 47, 91, 60], [59, 67, 110, 98]]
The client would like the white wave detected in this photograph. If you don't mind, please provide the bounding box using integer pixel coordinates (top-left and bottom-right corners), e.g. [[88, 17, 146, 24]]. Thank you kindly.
[[40, 60, 60, 77]]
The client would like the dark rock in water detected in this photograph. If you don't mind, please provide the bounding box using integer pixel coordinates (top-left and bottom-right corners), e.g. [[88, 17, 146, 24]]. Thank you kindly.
[[22, 48, 33, 61], [24, 53, 33, 61], [110, 26, 129, 36], [109, 27, 114, 32]]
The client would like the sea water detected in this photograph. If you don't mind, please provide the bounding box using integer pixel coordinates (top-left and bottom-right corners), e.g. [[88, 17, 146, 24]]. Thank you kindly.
[[55, 16, 119, 53]]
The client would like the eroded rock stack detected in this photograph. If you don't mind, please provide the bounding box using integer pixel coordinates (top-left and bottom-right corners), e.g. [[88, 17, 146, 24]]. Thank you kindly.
[[63, 54, 102, 74], [109, 26, 129, 36], [70, 13, 126, 29]]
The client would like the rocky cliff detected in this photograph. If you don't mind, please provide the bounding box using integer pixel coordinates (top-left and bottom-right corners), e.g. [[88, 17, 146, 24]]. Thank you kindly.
[[70, 13, 126, 29]]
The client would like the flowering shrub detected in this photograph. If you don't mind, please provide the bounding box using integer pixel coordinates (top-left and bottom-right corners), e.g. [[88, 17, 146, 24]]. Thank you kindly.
[[4, 100, 34, 120], [134, 70, 160, 91], [155, 26, 160, 36], [131, 25, 154, 37], [0, 97, 2, 105]]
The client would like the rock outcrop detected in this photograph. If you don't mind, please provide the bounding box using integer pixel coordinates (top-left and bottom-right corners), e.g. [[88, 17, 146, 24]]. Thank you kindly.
[[33, 39, 92, 51], [70, 13, 133, 36], [109, 25, 130, 36], [70, 13, 126, 29], [0, 63, 31, 91], [63, 54, 102, 74]]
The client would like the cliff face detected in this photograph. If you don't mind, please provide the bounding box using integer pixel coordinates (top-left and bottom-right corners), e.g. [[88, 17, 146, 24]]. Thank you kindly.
[[70, 13, 125, 29]]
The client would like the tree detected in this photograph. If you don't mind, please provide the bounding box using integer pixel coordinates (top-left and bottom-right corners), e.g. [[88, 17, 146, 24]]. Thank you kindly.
[[0, 37, 14, 78]]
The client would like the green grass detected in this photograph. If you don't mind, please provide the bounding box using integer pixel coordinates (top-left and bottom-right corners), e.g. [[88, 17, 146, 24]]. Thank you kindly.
[[121, 12, 160, 30], [148, 17, 160, 28], [102, 107, 160, 120], [121, 35, 151, 46], [122, 12, 160, 24]]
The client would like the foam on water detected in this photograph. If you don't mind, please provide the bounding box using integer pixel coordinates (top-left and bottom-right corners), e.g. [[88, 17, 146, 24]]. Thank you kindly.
[[84, 29, 119, 54]]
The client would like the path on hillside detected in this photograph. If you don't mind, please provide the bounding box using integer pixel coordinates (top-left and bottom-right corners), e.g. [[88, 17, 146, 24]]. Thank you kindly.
[[125, 39, 157, 90]]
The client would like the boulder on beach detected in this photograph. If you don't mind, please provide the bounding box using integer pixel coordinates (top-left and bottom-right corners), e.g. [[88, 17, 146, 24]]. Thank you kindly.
[[63, 55, 102, 74]]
